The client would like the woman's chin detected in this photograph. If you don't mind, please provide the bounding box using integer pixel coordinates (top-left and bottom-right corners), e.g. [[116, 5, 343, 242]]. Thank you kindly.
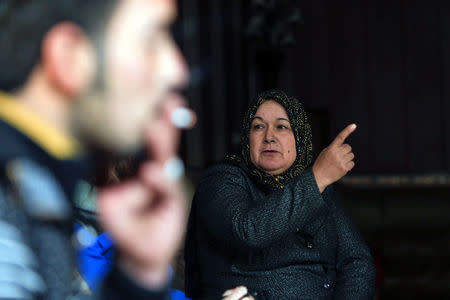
[[259, 163, 285, 175]]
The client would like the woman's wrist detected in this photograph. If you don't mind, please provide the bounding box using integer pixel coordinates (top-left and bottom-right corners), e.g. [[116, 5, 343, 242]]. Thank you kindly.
[[312, 165, 328, 193]]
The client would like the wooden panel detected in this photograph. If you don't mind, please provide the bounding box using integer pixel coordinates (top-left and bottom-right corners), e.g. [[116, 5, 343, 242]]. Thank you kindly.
[[328, 0, 371, 172], [210, 0, 228, 162], [181, 0, 207, 170], [280, 0, 329, 109], [441, 0, 450, 171], [180, 0, 450, 174], [309, 0, 329, 109], [404, 0, 443, 172], [280, 0, 313, 104], [225, 0, 247, 154], [366, 0, 408, 172]]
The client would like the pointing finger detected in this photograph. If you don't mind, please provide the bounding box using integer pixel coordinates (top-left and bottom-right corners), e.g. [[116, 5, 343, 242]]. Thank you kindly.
[[331, 124, 357, 147]]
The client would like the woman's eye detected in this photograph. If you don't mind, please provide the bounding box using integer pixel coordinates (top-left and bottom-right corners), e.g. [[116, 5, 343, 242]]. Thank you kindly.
[[253, 124, 264, 130], [278, 125, 289, 129]]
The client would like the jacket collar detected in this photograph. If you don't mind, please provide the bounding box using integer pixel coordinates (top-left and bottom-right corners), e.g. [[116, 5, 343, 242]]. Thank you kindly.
[[0, 91, 81, 160]]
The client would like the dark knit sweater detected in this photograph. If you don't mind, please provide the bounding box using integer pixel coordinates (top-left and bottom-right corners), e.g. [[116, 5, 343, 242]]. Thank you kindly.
[[185, 163, 376, 300]]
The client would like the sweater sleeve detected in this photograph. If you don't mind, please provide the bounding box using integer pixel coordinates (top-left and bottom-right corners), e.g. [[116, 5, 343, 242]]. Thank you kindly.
[[328, 188, 376, 299], [195, 164, 328, 249], [97, 264, 170, 300]]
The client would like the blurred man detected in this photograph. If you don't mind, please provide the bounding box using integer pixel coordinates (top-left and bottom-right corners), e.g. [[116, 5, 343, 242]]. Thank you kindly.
[[0, 0, 188, 299]]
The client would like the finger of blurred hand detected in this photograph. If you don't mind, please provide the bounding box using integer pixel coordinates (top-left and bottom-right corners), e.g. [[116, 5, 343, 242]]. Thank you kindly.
[[330, 124, 356, 147], [98, 180, 150, 217], [222, 286, 248, 300], [139, 161, 185, 205], [140, 161, 176, 192], [162, 157, 185, 182], [99, 165, 186, 269], [145, 119, 179, 164], [97, 180, 153, 242], [159, 94, 186, 122], [146, 97, 187, 163]]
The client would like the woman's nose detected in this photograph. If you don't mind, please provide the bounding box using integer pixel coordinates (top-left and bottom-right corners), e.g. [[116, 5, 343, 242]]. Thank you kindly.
[[263, 128, 276, 143]]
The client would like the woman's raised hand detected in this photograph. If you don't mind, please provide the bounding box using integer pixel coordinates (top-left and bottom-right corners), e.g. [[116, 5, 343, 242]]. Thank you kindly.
[[312, 124, 356, 193]]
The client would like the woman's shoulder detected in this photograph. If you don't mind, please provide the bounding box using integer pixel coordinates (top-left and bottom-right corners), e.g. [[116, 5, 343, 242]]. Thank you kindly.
[[195, 162, 251, 192], [192, 163, 250, 203], [202, 162, 247, 180]]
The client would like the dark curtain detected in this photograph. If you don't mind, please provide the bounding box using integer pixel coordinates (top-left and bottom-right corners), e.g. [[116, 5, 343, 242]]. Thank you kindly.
[[177, 0, 249, 177], [281, 0, 450, 174], [178, 0, 450, 176]]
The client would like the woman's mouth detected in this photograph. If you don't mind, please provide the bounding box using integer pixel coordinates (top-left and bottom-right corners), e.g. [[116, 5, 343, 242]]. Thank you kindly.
[[262, 150, 279, 154]]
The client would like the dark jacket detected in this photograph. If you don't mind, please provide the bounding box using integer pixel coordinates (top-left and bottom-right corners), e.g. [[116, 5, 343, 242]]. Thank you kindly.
[[0, 92, 169, 299], [185, 163, 376, 300]]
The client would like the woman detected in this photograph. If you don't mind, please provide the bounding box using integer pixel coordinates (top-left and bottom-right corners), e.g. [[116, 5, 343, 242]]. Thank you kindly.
[[185, 90, 375, 299]]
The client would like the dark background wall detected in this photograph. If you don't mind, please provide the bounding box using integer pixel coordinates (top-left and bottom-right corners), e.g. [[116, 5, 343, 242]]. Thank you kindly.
[[285, 0, 450, 174], [175, 1, 450, 298], [178, 0, 450, 175]]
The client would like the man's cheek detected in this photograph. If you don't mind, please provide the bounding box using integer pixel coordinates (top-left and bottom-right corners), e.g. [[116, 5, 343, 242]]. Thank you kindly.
[[108, 46, 155, 92], [121, 53, 155, 90]]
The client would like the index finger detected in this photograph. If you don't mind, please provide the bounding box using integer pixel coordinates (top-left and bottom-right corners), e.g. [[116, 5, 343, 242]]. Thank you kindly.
[[145, 97, 186, 162], [330, 124, 357, 147], [145, 119, 178, 163]]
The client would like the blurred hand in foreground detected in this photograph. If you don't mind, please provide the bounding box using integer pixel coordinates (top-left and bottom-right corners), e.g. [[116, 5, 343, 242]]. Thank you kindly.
[[98, 97, 188, 288]]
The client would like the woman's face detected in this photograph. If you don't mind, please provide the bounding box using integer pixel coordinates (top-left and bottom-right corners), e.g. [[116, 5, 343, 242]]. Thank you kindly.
[[249, 101, 297, 175]]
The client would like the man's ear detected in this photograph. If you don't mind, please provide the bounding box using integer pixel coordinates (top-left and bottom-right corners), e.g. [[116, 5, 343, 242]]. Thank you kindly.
[[41, 22, 96, 98]]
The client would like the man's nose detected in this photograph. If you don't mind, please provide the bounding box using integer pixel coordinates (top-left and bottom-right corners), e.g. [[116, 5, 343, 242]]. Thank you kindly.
[[161, 40, 189, 90]]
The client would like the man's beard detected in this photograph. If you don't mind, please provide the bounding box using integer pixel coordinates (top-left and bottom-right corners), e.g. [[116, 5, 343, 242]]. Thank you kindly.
[[71, 88, 148, 186]]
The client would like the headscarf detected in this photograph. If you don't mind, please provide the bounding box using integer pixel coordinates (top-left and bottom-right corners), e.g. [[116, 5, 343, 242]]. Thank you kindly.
[[227, 90, 313, 189]]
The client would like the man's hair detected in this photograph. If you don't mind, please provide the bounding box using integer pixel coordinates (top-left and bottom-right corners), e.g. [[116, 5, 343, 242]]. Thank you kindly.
[[0, 0, 119, 92]]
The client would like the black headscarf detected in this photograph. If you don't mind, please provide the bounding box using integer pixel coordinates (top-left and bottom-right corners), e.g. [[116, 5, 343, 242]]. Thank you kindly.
[[227, 90, 313, 189]]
